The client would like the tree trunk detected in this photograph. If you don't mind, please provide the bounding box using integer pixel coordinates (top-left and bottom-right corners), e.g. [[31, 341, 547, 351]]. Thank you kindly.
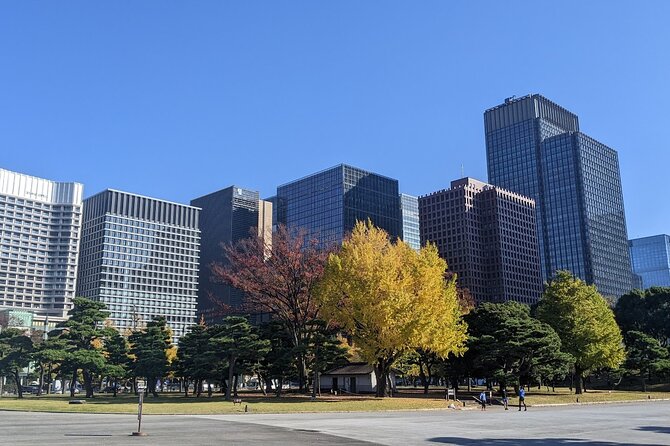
[[311, 367, 318, 399], [183, 378, 189, 397], [37, 364, 45, 396], [151, 377, 159, 397], [574, 368, 583, 395], [581, 375, 587, 393], [298, 354, 307, 392], [233, 374, 239, 398], [13, 370, 23, 399], [641, 376, 646, 392], [425, 365, 433, 395], [467, 375, 471, 392], [225, 355, 236, 401], [259, 374, 267, 396], [70, 369, 77, 397], [82, 369, 94, 398], [374, 359, 393, 398], [113, 378, 118, 397], [46, 364, 52, 395], [275, 378, 283, 397], [264, 375, 273, 396]]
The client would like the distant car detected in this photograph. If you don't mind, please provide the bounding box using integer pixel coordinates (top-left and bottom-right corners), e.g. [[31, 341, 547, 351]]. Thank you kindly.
[[21, 385, 39, 394]]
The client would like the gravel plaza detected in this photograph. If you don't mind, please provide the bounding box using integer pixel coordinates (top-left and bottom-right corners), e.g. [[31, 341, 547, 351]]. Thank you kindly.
[[1, 400, 668, 445]]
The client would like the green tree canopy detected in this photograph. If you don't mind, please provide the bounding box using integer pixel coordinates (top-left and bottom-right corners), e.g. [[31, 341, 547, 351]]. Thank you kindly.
[[0, 328, 34, 399], [103, 330, 130, 397], [536, 271, 625, 394], [175, 322, 217, 397], [57, 297, 110, 397], [209, 316, 270, 400], [316, 221, 467, 397], [466, 301, 573, 391], [615, 287, 670, 346], [129, 316, 172, 397], [623, 330, 670, 391]]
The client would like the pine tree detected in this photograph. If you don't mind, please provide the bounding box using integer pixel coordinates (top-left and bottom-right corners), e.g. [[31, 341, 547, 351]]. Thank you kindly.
[[130, 316, 172, 397]]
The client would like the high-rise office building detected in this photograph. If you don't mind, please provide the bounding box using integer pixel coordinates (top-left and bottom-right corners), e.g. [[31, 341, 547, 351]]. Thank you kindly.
[[400, 193, 420, 251], [629, 235, 670, 289], [276, 164, 401, 246], [0, 168, 83, 322], [485, 94, 633, 298], [191, 186, 272, 323], [76, 190, 200, 342], [419, 178, 542, 305]]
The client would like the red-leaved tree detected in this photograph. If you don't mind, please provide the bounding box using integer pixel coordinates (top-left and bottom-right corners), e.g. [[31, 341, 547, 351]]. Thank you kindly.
[[211, 225, 332, 391]]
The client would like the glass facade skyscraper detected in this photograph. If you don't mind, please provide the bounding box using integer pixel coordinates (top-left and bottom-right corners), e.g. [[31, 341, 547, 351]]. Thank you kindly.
[[276, 164, 401, 246], [191, 186, 272, 323], [419, 178, 542, 305], [0, 168, 83, 322], [629, 235, 670, 288], [485, 94, 633, 298], [77, 190, 200, 342], [400, 193, 420, 251]]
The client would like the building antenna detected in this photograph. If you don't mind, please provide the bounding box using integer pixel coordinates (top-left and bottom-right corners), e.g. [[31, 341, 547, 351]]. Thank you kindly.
[[461, 164, 464, 178]]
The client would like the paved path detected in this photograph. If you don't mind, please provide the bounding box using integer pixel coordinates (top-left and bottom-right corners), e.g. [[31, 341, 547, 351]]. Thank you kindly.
[[1, 401, 669, 445], [199, 401, 670, 445]]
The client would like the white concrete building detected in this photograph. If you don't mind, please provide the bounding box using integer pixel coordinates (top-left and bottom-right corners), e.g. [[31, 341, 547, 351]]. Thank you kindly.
[[0, 168, 83, 323]]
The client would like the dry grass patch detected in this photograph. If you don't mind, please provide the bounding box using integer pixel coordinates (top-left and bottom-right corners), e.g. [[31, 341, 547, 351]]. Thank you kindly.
[[0, 393, 451, 415]]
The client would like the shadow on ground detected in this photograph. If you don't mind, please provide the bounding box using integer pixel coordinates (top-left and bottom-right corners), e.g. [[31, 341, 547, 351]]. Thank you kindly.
[[636, 426, 670, 434], [427, 438, 667, 446]]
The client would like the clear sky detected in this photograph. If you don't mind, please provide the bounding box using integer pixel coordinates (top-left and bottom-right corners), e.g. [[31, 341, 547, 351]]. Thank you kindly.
[[1, 1, 667, 239]]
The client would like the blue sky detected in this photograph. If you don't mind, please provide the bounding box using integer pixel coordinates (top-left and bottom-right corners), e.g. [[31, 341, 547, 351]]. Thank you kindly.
[[1, 1, 667, 239]]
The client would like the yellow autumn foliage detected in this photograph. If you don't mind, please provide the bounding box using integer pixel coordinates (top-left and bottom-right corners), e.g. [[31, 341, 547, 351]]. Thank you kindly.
[[317, 221, 467, 373]]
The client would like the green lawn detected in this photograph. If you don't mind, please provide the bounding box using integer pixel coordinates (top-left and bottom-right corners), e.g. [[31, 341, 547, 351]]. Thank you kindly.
[[0, 388, 667, 414]]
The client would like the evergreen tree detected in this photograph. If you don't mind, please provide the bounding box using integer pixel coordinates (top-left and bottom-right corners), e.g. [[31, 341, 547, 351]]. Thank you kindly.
[[465, 301, 572, 391], [209, 316, 270, 400], [623, 330, 670, 391], [257, 321, 297, 397], [130, 316, 172, 397], [104, 330, 130, 397], [615, 288, 670, 346], [32, 335, 68, 396], [0, 328, 34, 399], [57, 297, 110, 397], [175, 323, 217, 397], [306, 319, 349, 398]]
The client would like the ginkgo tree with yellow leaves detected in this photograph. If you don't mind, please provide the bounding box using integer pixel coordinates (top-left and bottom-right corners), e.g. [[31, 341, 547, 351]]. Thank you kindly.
[[316, 221, 468, 397]]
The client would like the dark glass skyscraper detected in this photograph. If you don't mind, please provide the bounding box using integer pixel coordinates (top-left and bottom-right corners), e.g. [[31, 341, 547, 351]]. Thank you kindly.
[[629, 235, 670, 288], [276, 164, 401, 246], [485, 94, 633, 298], [191, 186, 272, 323]]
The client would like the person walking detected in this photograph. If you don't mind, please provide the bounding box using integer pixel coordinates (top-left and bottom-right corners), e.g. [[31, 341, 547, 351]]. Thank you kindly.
[[518, 387, 527, 411], [479, 391, 487, 411], [502, 388, 509, 410]]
